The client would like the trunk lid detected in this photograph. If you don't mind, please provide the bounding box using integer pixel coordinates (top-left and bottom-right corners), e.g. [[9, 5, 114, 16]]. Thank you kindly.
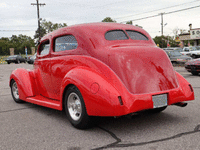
[[108, 45, 178, 94]]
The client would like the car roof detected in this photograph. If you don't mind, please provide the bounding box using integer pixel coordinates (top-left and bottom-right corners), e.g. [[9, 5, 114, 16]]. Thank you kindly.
[[41, 22, 153, 43]]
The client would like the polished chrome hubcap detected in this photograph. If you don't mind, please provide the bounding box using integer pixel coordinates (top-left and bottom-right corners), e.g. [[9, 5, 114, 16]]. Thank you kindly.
[[68, 93, 82, 121], [12, 82, 19, 99]]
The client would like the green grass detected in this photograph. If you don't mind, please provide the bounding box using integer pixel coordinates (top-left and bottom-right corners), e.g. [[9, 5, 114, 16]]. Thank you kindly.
[[0, 55, 8, 64]]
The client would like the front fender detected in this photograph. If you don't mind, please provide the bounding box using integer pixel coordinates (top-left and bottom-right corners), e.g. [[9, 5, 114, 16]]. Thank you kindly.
[[61, 67, 125, 116], [10, 68, 35, 100]]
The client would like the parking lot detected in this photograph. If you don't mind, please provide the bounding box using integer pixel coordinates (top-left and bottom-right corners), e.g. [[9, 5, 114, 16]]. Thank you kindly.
[[0, 63, 199, 150]]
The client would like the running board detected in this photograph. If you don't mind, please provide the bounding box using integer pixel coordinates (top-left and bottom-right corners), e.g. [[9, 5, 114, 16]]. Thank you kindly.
[[26, 95, 62, 110]]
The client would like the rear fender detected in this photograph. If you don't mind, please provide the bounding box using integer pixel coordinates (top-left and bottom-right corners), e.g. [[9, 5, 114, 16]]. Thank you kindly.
[[61, 67, 125, 116], [176, 72, 194, 101], [10, 68, 36, 100]]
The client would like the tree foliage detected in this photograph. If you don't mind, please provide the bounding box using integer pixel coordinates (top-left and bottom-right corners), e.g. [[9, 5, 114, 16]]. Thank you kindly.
[[34, 19, 67, 40], [126, 21, 133, 25], [102, 17, 116, 22], [0, 35, 35, 55], [153, 35, 180, 48], [125, 21, 143, 28]]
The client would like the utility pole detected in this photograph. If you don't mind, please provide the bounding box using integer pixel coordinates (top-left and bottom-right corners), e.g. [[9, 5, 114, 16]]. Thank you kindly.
[[159, 13, 164, 36], [31, 0, 46, 40]]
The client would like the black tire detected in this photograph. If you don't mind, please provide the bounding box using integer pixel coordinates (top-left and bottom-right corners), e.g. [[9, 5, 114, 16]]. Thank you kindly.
[[7, 61, 10, 64], [147, 106, 167, 113], [64, 85, 92, 129], [191, 71, 199, 75], [192, 55, 196, 59], [10, 80, 24, 103], [15, 59, 20, 64]]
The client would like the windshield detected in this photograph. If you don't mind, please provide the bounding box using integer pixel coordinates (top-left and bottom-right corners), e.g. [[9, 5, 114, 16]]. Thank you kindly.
[[190, 47, 197, 51], [8, 55, 17, 58], [196, 46, 200, 50], [168, 51, 182, 56]]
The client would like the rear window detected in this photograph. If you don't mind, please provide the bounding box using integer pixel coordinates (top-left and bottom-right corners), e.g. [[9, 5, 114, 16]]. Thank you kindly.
[[105, 30, 128, 41], [126, 30, 148, 40]]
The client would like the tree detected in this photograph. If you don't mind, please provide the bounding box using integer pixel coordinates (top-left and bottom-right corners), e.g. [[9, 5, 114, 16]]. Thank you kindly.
[[135, 24, 143, 28], [41, 19, 67, 33], [126, 21, 133, 25], [34, 19, 67, 40], [153, 35, 179, 48], [0, 38, 11, 55], [34, 26, 46, 40], [10, 34, 35, 54], [0, 35, 35, 55], [126, 21, 143, 28], [102, 17, 116, 22]]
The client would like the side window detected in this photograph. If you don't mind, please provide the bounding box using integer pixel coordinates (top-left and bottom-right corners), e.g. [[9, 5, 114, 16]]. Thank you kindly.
[[40, 40, 50, 55], [126, 30, 148, 40], [54, 35, 78, 52], [184, 48, 189, 52]]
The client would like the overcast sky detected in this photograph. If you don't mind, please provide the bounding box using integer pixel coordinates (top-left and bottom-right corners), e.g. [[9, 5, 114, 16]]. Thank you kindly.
[[1, 0, 200, 39]]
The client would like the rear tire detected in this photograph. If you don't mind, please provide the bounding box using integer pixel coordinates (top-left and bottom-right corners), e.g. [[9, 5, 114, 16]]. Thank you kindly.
[[64, 85, 92, 129], [10, 80, 24, 103]]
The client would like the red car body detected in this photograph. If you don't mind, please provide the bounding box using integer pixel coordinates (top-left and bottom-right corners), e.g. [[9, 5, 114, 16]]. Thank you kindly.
[[10, 23, 194, 128]]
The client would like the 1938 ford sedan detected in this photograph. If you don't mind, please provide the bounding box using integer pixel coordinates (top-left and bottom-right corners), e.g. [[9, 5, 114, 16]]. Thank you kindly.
[[10, 23, 194, 129]]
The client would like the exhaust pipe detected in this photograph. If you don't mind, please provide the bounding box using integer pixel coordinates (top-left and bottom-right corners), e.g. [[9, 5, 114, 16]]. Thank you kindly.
[[173, 102, 187, 107]]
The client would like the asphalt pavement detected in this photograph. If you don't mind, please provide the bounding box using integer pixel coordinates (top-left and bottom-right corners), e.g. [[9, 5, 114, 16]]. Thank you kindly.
[[0, 64, 199, 150]]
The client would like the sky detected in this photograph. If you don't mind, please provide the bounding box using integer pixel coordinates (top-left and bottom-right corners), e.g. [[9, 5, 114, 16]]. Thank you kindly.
[[0, 0, 200, 39]]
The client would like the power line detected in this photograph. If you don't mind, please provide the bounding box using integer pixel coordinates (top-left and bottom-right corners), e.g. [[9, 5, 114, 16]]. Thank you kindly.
[[0, 30, 34, 32], [121, 4, 200, 23], [117, 0, 200, 21]]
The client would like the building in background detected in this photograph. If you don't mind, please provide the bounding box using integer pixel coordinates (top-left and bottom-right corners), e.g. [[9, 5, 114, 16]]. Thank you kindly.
[[179, 24, 200, 48]]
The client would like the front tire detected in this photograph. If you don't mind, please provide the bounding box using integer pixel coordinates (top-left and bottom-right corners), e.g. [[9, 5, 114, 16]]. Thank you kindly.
[[64, 85, 92, 129], [10, 80, 24, 103]]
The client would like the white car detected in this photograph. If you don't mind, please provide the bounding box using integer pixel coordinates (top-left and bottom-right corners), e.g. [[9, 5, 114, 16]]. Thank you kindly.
[[181, 47, 200, 58]]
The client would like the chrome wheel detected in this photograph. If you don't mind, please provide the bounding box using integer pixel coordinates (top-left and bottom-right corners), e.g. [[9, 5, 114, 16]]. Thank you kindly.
[[12, 82, 19, 99], [67, 92, 82, 121], [65, 85, 92, 129]]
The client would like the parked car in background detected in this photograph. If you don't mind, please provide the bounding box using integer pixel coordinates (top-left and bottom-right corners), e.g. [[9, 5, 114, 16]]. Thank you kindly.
[[9, 23, 194, 129], [181, 46, 200, 58], [195, 46, 200, 50], [163, 47, 183, 52], [165, 50, 192, 64], [5, 55, 26, 64], [185, 58, 200, 75], [26, 53, 37, 64]]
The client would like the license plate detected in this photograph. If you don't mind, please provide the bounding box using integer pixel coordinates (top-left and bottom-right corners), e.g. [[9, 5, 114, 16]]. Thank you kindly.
[[152, 94, 168, 108]]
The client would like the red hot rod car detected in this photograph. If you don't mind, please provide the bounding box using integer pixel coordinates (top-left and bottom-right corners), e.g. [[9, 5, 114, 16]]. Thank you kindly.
[[10, 23, 194, 129]]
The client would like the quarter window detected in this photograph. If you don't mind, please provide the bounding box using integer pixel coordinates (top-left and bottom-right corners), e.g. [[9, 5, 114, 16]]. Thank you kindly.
[[54, 35, 78, 52], [126, 30, 148, 40], [40, 40, 50, 55]]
